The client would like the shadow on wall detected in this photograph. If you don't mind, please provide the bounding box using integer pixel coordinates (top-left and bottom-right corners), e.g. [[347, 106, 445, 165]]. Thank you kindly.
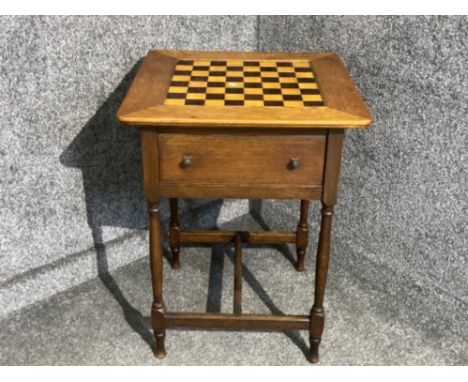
[[59, 62, 306, 358], [59, 61, 156, 347]]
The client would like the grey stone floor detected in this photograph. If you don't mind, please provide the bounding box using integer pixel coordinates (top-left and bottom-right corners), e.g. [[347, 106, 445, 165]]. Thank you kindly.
[[1, 215, 467, 365]]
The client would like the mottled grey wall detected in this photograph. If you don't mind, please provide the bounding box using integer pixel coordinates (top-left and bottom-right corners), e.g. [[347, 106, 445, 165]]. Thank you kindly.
[[258, 16, 468, 340], [0, 16, 257, 316]]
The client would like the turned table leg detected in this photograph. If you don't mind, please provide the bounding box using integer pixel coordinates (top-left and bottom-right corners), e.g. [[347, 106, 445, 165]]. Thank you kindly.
[[295, 200, 309, 272], [308, 129, 344, 363], [169, 198, 181, 269], [149, 201, 167, 359], [309, 202, 334, 363]]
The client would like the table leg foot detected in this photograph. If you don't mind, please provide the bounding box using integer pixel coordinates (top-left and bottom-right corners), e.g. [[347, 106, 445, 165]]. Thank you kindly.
[[308, 338, 320, 363], [295, 249, 306, 272], [154, 334, 167, 359], [170, 247, 181, 270], [152, 301, 167, 359]]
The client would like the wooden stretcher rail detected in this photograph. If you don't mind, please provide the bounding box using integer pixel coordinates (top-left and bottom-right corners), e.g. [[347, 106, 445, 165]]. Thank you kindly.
[[179, 230, 297, 244], [166, 312, 310, 331], [233, 233, 243, 315]]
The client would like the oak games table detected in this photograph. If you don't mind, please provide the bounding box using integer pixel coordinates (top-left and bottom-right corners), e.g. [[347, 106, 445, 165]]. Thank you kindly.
[[117, 50, 372, 363]]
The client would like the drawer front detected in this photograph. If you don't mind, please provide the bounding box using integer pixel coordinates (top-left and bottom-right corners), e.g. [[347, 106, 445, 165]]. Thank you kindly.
[[158, 133, 325, 186]]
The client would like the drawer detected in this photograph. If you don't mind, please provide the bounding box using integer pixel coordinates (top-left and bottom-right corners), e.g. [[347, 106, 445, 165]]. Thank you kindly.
[[158, 133, 326, 187]]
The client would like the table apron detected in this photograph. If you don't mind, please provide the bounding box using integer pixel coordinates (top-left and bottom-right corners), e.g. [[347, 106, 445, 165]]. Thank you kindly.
[[159, 183, 323, 200]]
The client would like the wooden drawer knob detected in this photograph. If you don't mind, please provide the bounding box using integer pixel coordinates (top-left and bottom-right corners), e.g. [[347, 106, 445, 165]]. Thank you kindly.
[[288, 157, 300, 170], [180, 155, 192, 169]]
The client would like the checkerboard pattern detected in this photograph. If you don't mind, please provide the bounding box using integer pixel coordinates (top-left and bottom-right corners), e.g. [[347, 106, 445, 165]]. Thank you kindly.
[[164, 59, 325, 108]]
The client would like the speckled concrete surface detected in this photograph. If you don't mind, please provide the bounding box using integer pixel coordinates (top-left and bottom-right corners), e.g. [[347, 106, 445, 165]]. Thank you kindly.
[[0, 16, 257, 316], [0, 214, 466, 365], [257, 16, 468, 341]]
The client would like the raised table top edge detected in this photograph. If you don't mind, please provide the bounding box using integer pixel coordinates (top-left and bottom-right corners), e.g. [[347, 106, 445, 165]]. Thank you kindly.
[[116, 50, 372, 129]]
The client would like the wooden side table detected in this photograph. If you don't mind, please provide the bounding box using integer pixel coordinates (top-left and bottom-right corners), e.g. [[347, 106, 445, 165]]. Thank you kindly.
[[117, 50, 371, 363]]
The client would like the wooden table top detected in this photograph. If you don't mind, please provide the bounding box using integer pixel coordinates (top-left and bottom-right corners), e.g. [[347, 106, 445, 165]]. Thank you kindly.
[[117, 50, 372, 129]]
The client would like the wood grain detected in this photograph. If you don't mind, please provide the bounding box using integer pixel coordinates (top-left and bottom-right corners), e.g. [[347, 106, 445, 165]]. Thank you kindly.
[[179, 230, 297, 244], [295, 200, 309, 272], [117, 49, 372, 364], [233, 233, 242, 315], [309, 129, 345, 364], [166, 312, 310, 331], [140, 130, 160, 202], [168, 198, 181, 269], [116, 50, 372, 128], [158, 133, 325, 186], [159, 183, 322, 200], [148, 201, 166, 359]]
